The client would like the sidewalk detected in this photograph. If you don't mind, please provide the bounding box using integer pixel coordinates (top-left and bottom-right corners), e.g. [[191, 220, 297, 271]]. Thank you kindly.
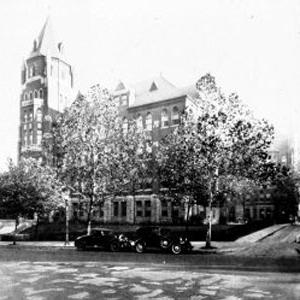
[[0, 241, 76, 249], [0, 240, 242, 252]]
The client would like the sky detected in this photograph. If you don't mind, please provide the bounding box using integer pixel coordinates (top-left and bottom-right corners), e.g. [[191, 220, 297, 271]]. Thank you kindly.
[[0, 0, 299, 171]]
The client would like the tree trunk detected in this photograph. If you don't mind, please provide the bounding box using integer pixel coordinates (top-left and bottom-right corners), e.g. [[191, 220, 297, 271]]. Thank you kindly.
[[205, 180, 213, 249], [132, 193, 136, 225], [13, 216, 19, 245], [34, 215, 40, 240], [65, 198, 70, 245], [87, 196, 93, 235], [185, 199, 191, 234]]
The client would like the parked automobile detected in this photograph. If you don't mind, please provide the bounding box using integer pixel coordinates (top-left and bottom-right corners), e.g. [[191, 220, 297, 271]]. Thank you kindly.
[[74, 228, 129, 251], [125, 226, 193, 255]]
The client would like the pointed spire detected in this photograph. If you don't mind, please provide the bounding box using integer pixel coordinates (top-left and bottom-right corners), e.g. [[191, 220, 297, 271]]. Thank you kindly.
[[31, 16, 59, 57]]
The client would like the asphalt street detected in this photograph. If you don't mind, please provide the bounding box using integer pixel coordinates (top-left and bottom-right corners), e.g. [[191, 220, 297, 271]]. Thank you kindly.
[[0, 247, 299, 299], [0, 260, 299, 300]]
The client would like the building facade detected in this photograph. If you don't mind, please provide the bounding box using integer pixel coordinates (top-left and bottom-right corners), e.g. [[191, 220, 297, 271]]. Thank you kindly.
[[19, 18, 298, 225], [18, 17, 74, 161]]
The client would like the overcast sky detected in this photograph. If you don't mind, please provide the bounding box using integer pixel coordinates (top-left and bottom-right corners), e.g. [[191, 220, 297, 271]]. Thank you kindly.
[[0, 0, 299, 171]]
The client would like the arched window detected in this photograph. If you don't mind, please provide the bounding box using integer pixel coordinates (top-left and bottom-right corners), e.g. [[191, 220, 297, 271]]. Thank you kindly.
[[34, 90, 38, 99], [136, 114, 143, 130], [36, 109, 42, 122], [122, 117, 128, 134], [171, 106, 180, 125], [24, 93, 28, 101], [161, 109, 169, 128], [145, 112, 152, 131], [29, 66, 35, 78], [29, 92, 33, 100], [39, 89, 43, 99]]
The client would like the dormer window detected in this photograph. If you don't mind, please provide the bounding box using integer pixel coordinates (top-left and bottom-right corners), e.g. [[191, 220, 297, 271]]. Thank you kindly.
[[34, 90, 38, 99], [150, 82, 158, 92]]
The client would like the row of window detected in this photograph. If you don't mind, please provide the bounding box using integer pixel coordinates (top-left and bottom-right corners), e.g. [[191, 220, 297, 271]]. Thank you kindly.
[[23, 130, 42, 146], [23, 109, 42, 122], [23, 89, 43, 101], [122, 106, 180, 132], [23, 122, 42, 131]]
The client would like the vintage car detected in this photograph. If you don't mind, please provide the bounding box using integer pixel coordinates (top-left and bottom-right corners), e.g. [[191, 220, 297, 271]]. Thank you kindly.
[[74, 228, 129, 251], [125, 226, 193, 255]]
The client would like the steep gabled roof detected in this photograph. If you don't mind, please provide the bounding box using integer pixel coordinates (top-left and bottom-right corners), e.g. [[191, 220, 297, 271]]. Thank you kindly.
[[129, 75, 188, 107], [31, 16, 60, 57]]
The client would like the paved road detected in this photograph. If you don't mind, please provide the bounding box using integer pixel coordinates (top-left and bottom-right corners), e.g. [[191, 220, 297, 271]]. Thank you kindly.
[[0, 248, 299, 299], [1, 260, 299, 300]]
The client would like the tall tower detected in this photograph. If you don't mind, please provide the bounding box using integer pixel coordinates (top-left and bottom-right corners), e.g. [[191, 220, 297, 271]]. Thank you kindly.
[[18, 17, 74, 161]]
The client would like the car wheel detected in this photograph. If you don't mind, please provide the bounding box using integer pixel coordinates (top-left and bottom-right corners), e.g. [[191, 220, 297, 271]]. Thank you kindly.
[[171, 243, 182, 255], [110, 241, 120, 252], [160, 239, 170, 250], [135, 241, 145, 253]]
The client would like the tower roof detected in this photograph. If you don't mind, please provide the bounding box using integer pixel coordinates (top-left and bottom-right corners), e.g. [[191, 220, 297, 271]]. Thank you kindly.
[[30, 16, 60, 57]]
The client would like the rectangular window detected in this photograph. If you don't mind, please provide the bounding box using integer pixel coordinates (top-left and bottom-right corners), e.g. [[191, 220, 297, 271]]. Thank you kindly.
[[145, 210, 151, 217], [113, 202, 119, 217], [162, 210, 168, 217], [99, 202, 104, 217], [253, 208, 257, 219], [136, 201, 142, 208], [145, 200, 151, 207], [121, 202, 127, 217], [137, 210, 143, 217], [121, 95, 128, 106], [37, 131, 42, 145], [162, 120, 169, 127], [37, 123, 42, 129], [172, 118, 180, 126]]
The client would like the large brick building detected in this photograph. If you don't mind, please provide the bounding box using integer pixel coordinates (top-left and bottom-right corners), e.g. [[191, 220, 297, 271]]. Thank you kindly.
[[19, 18, 299, 225], [18, 17, 74, 161], [69, 76, 205, 225]]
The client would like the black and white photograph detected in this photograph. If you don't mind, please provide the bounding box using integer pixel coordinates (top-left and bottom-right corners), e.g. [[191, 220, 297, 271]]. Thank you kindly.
[[0, 0, 299, 299]]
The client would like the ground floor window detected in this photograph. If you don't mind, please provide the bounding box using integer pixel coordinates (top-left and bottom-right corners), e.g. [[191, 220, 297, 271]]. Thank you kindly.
[[113, 202, 119, 217], [121, 201, 127, 217]]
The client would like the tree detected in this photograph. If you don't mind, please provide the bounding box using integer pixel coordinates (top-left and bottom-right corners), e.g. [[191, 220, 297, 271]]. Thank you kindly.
[[0, 159, 63, 244], [45, 85, 151, 231], [264, 163, 299, 222], [53, 85, 122, 234], [113, 120, 153, 223], [158, 74, 274, 248]]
